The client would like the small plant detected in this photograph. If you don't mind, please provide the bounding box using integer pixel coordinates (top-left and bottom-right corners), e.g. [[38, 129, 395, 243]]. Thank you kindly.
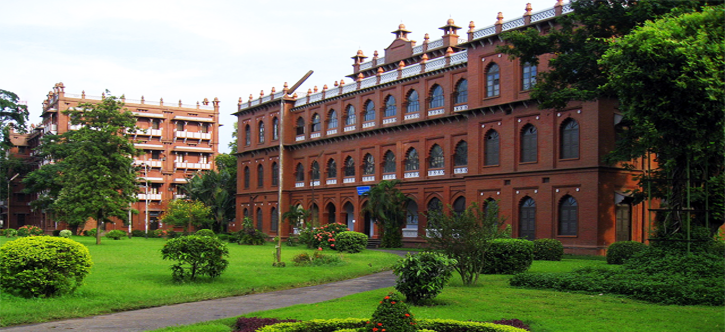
[[606, 241, 647, 264], [59, 230, 72, 238], [308, 223, 349, 250], [17, 225, 44, 237], [291, 250, 342, 266], [105, 229, 127, 240], [152, 229, 169, 238], [365, 292, 417, 332], [533, 238, 564, 261], [4, 228, 17, 237], [0, 236, 93, 297], [84, 228, 97, 237], [483, 238, 534, 274], [393, 252, 457, 305], [131, 229, 145, 237], [195, 229, 216, 237], [235, 217, 268, 245], [335, 231, 368, 253], [161, 235, 229, 282], [235, 317, 300, 332]]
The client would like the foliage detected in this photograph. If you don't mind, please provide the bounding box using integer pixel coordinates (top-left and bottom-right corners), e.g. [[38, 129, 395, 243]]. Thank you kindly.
[[533, 238, 563, 261], [483, 239, 534, 275], [308, 222, 349, 250], [84, 228, 97, 237], [52, 229, 61, 236], [278, 205, 311, 265], [183, 169, 235, 233], [235, 217, 268, 245], [256, 318, 369, 332], [291, 250, 342, 266], [3, 228, 16, 237], [426, 202, 507, 285], [417, 319, 529, 332], [0, 89, 30, 204], [152, 229, 170, 238], [253, 318, 526, 332], [16, 225, 43, 237], [606, 241, 647, 264], [195, 229, 216, 237], [365, 292, 417, 332], [160, 235, 229, 282], [362, 180, 410, 248], [104, 229, 127, 240], [234, 317, 300, 332], [335, 231, 368, 253], [0, 236, 92, 297], [392, 252, 457, 304], [131, 229, 145, 237], [59, 230, 72, 238], [160, 199, 213, 233]]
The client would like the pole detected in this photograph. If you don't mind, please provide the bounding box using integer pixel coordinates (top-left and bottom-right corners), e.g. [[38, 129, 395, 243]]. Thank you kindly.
[[144, 160, 149, 238], [7, 173, 19, 229]]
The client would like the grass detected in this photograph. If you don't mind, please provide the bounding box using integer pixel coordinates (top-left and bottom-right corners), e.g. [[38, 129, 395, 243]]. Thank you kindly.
[[155, 257, 724, 332], [0, 236, 401, 327]]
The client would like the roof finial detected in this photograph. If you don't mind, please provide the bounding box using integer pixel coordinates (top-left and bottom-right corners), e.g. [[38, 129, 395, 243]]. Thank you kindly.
[[497, 12, 504, 24]]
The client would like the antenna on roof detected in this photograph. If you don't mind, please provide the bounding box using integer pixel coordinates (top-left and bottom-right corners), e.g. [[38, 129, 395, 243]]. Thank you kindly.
[[287, 70, 314, 95]]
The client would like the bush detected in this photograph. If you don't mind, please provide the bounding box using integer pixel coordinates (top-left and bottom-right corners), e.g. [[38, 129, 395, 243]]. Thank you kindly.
[[166, 230, 182, 239], [17, 225, 44, 237], [217, 233, 232, 242], [365, 292, 417, 332], [234, 317, 300, 332], [606, 241, 647, 264], [84, 228, 97, 237], [335, 231, 367, 253], [161, 235, 229, 281], [234, 228, 268, 245], [0, 236, 93, 297], [708, 240, 725, 257], [291, 250, 342, 266], [105, 229, 127, 240], [393, 252, 457, 305], [195, 229, 216, 237], [152, 229, 169, 238], [4, 228, 17, 237], [59, 230, 72, 238], [131, 229, 145, 237], [255, 318, 526, 332], [483, 239, 534, 274], [533, 238, 563, 261], [52, 229, 61, 236], [308, 223, 349, 250]]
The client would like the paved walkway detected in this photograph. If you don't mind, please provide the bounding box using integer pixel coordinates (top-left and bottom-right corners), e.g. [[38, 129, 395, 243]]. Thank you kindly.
[[1, 250, 407, 332]]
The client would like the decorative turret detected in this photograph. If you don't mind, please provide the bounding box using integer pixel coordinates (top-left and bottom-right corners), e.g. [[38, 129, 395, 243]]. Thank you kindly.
[[351, 49, 368, 73], [391, 23, 411, 41]]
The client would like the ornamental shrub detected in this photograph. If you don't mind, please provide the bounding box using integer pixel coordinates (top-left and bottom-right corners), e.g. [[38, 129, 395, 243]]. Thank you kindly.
[[234, 317, 300, 332], [708, 240, 725, 257], [483, 238, 534, 274], [606, 241, 647, 264], [308, 223, 349, 250], [335, 231, 367, 253], [104, 229, 127, 240], [17, 225, 44, 237], [152, 229, 169, 238], [84, 228, 97, 237], [0, 236, 93, 297], [291, 251, 342, 266], [255, 319, 527, 332], [195, 229, 216, 237], [4, 228, 17, 237], [533, 238, 563, 261], [131, 229, 145, 237], [365, 292, 417, 332], [59, 230, 72, 238], [393, 252, 457, 305], [235, 217, 268, 245], [161, 235, 229, 281]]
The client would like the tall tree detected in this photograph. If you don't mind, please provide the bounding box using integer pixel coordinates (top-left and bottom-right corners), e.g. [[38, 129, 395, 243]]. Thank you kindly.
[[183, 169, 235, 233], [0, 89, 30, 222], [362, 180, 410, 248], [159, 199, 213, 233]]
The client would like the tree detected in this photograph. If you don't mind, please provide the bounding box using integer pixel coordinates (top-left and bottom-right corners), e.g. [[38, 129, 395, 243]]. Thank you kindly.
[[0, 89, 30, 224], [159, 199, 213, 233], [425, 202, 507, 285], [274, 205, 310, 266], [600, 6, 725, 237], [25, 93, 139, 244], [183, 169, 235, 233], [362, 180, 410, 248]]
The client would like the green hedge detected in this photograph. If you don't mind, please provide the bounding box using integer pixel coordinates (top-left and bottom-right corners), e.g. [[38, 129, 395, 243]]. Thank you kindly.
[[255, 318, 527, 332], [533, 238, 563, 261], [335, 231, 367, 253], [105, 230, 127, 240], [483, 239, 534, 274], [606, 241, 647, 264]]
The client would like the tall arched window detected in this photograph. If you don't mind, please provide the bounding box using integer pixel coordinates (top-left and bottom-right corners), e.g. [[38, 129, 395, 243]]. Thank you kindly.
[[296, 117, 305, 136], [328, 109, 338, 129], [295, 163, 304, 182], [484, 130, 500, 166], [455, 79, 468, 104], [270, 207, 278, 232], [522, 62, 537, 91], [429, 144, 444, 169], [244, 124, 251, 146], [272, 117, 279, 140], [405, 148, 419, 171], [384, 95, 397, 117], [454, 140, 468, 166], [453, 196, 466, 215], [383, 151, 396, 173], [486, 63, 500, 97], [311, 113, 321, 132], [521, 124, 538, 163], [311, 161, 320, 181], [429, 85, 444, 109], [257, 164, 264, 188], [559, 196, 578, 236], [519, 197, 536, 240], [345, 105, 356, 126], [364, 100, 376, 122], [327, 159, 337, 178], [271, 162, 278, 186], [258, 121, 265, 143], [560, 119, 579, 159], [406, 90, 419, 113], [344, 156, 355, 177], [243, 166, 250, 189], [256, 207, 263, 230], [363, 154, 375, 175]]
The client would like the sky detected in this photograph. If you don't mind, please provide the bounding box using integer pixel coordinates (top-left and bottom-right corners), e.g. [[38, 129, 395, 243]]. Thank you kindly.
[[0, 0, 558, 153]]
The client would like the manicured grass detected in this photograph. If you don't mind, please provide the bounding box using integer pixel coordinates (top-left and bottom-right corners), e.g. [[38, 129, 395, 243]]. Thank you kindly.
[[155, 257, 724, 332], [0, 236, 401, 327]]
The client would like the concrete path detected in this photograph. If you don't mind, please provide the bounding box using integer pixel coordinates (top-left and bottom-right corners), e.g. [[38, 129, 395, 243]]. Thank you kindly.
[[1, 250, 407, 332]]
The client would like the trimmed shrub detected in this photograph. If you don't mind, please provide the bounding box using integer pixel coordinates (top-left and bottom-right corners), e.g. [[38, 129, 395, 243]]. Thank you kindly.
[[217, 233, 231, 242], [255, 318, 527, 332], [166, 230, 182, 239], [105, 229, 127, 240], [483, 239, 534, 274], [84, 228, 97, 237], [335, 231, 367, 253], [17, 225, 44, 237], [606, 241, 647, 264], [152, 229, 169, 238], [131, 229, 145, 237], [418, 319, 529, 332], [365, 292, 417, 332], [161, 235, 229, 281], [4, 229, 17, 237], [393, 252, 457, 304], [707, 240, 725, 257], [59, 230, 72, 238], [256, 318, 367, 332], [533, 238, 563, 261], [234, 317, 300, 332], [291, 250, 342, 266], [195, 229, 216, 237], [0, 236, 93, 297], [308, 223, 349, 250]]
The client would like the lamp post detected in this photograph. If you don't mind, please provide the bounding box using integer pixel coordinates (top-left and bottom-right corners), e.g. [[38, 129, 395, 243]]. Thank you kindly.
[[6, 173, 19, 229]]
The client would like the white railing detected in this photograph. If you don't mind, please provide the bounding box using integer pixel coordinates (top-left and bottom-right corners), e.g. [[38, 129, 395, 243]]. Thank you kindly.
[[137, 193, 162, 200], [360, 76, 377, 89], [376, 57, 385, 65], [453, 105, 468, 112], [295, 98, 308, 107], [295, 182, 304, 188], [174, 162, 211, 170], [412, 44, 424, 55], [403, 228, 418, 238], [382, 174, 396, 180], [562, 3, 573, 13], [404, 113, 420, 120], [343, 177, 355, 184], [130, 128, 163, 136], [174, 194, 187, 199], [531, 8, 556, 22], [359, 61, 373, 70], [327, 129, 338, 135], [310, 132, 321, 138], [428, 169, 445, 176], [296, 135, 305, 141], [326, 89, 339, 98], [326, 179, 337, 185], [69, 124, 83, 130], [342, 83, 357, 94], [362, 121, 375, 129], [362, 176, 375, 182], [402, 64, 421, 78], [404, 171, 419, 178], [454, 167, 468, 174], [425, 57, 446, 72], [382, 118, 396, 125], [174, 131, 211, 139], [502, 18, 525, 31], [450, 51, 468, 65], [344, 125, 356, 132], [427, 39, 444, 50], [134, 160, 162, 168], [428, 109, 444, 116], [472, 26, 496, 39], [309, 180, 320, 187], [261, 95, 271, 103], [309, 92, 323, 103], [380, 71, 398, 84]]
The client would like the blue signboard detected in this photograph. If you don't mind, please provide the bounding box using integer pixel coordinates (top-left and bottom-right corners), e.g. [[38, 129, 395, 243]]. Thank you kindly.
[[357, 186, 371, 196]]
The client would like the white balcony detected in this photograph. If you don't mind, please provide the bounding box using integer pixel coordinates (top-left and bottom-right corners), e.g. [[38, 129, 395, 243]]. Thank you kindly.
[[344, 125, 356, 132], [326, 179, 337, 185], [403, 228, 418, 238], [174, 162, 211, 170], [310, 132, 321, 139], [174, 131, 211, 140], [404, 171, 419, 178], [454, 167, 468, 174], [137, 193, 162, 201], [404, 113, 420, 120], [134, 160, 163, 168], [174, 194, 187, 199], [296, 135, 305, 142], [428, 169, 445, 176], [362, 121, 375, 129], [295, 182, 305, 188], [428, 109, 444, 116], [326, 129, 338, 135], [453, 105, 468, 112], [343, 177, 355, 184], [129, 128, 162, 136], [382, 174, 396, 180], [362, 176, 375, 182], [382, 118, 397, 125]]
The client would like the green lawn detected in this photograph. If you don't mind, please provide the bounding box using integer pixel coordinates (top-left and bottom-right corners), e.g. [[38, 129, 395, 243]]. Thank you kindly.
[[155, 257, 724, 332], [0, 236, 401, 327]]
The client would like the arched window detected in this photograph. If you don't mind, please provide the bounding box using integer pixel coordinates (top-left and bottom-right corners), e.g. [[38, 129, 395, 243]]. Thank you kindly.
[[311, 113, 321, 132], [271, 162, 279, 186], [295, 163, 304, 182], [344, 156, 355, 177], [383, 151, 396, 173], [484, 130, 500, 166], [453, 196, 466, 215], [486, 63, 500, 97], [429, 144, 444, 169], [257, 164, 264, 188], [345, 105, 356, 126], [243, 166, 250, 189], [244, 124, 251, 146], [272, 117, 279, 140], [455, 79, 468, 104], [363, 154, 375, 175], [522, 62, 537, 91], [560, 119, 580, 159], [427, 197, 442, 213], [519, 197, 536, 240], [364, 100, 376, 122], [405, 148, 419, 171], [256, 207, 263, 230], [258, 121, 265, 144], [270, 207, 278, 232], [243, 208, 248, 219], [326, 203, 336, 224], [296, 117, 305, 136], [559, 196, 578, 236], [311, 161, 320, 181], [406, 90, 419, 113], [454, 140, 468, 166], [521, 124, 538, 163], [384, 95, 397, 117], [429, 85, 444, 109], [328, 109, 338, 129], [327, 159, 337, 178]]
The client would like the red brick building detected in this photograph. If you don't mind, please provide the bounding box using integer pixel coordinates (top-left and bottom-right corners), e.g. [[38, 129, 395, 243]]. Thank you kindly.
[[234, 2, 651, 254]]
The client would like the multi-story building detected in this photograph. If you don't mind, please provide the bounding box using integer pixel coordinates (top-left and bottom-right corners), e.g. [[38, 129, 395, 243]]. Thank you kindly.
[[10, 83, 221, 233], [235, 2, 651, 254]]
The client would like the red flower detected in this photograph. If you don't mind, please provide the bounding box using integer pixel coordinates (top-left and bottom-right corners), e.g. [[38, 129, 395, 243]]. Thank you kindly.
[[405, 314, 410, 317], [331, 244, 335, 247], [372, 328, 378, 332], [377, 323, 383, 326], [391, 301, 396, 304], [384, 296, 390, 299]]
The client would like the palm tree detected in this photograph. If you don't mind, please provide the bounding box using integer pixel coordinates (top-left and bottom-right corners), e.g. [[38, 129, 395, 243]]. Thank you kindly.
[[363, 180, 410, 248], [183, 170, 235, 233]]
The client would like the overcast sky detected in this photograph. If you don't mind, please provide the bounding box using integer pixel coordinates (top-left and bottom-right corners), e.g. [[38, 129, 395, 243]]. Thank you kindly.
[[1, 0, 558, 153]]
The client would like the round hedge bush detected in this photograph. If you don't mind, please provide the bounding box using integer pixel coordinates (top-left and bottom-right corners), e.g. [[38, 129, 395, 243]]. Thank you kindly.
[[59, 230, 72, 238], [105, 229, 127, 240], [195, 229, 216, 237], [393, 252, 457, 304], [533, 238, 564, 261], [0, 236, 93, 297], [335, 231, 367, 253], [483, 238, 534, 274], [606, 241, 647, 264], [17, 225, 44, 237], [161, 235, 229, 281], [4, 228, 17, 237]]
